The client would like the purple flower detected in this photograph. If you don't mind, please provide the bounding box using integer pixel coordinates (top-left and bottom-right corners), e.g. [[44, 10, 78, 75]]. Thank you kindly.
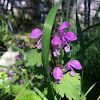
[[57, 22, 78, 52], [57, 22, 71, 37], [53, 67, 63, 83], [51, 35, 61, 57], [33, 88, 35, 91], [66, 60, 82, 76], [8, 70, 14, 75], [51, 35, 61, 45], [9, 76, 12, 81], [18, 65, 22, 69], [29, 29, 43, 49], [53, 49, 60, 57], [64, 31, 78, 41], [21, 55, 24, 59], [62, 31, 77, 52], [19, 45, 23, 49], [20, 80, 24, 85], [15, 55, 19, 60]]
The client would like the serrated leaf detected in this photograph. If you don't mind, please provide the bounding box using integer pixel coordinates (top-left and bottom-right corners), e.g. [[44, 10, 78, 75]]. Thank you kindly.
[[12, 75, 19, 82], [33, 67, 46, 79], [34, 74, 44, 80], [26, 49, 42, 67], [68, 44, 80, 57], [11, 85, 42, 100], [16, 90, 42, 100], [52, 72, 81, 100], [15, 59, 24, 67], [11, 85, 24, 94]]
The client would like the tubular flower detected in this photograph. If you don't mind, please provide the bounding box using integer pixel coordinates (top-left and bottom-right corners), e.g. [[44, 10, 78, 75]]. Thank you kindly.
[[8, 70, 14, 75], [57, 22, 77, 52], [63, 31, 77, 52], [15, 55, 19, 60], [9, 76, 12, 81], [29, 28, 43, 49], [51, 35, 61, 57], [20, 80, 24, 85], [53, 67, 63, 83], [18, 65, 22, 69], [57, 21, 71, 37], [66, 60, 82, 76]]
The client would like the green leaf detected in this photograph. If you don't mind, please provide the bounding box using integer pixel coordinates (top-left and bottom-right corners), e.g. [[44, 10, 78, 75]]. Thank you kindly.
[[68, 44, 80, 58], [22, 91, 42, 100], [15, 59, 24, 67], [33, 66, 46, 79], [12, 75, 19, 82], [82, 82, 97, 100], [26, 49, 42, 67], [85, 37, 100, 50], [52, 72, 81, 100], [82, 23, 100, 33], [42, 0, 63, 81], [0, 65, 23, 76], [34, 74, 44, 80], [76, 11, 84, 48], [11, 85, 42, 100], [97, 95, 100, 100], [11, 85, 24, 94], [34, 87, 48, 100]]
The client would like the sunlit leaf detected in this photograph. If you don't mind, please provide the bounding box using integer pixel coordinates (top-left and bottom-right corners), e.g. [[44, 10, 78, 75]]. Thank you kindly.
[[26, 49, 42, 67], [52, 72, 81, 100]]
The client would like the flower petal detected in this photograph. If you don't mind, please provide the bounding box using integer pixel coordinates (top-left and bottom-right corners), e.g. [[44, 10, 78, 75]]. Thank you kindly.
[[57, 22, 70, 33], [37, 41, 42, 49], [29, 29, 42, 38], [53, 67, 63, 79], [68, 60, 82, 70], [66, 63, 71, 70], [62, 36, 67, 46], [64, 45, 70, 52], [58, 30, 65, 37], [53, 51, 57, 57], [70, 70, 75, 76], [53, 49, 60, 57], [51, 35, 61, 45], [64, 31, 77, 41], [37, 36, 42, 49]]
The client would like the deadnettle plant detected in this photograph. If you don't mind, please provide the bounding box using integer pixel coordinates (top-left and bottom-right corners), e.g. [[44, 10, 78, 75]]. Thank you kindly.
[[66, 60, 82, 76], [29, 28, 43, 49], [51, 35, 61, 57], [29, 21, 82, 84], [53, 67, 63, 83], [57, 21, 78, 52]]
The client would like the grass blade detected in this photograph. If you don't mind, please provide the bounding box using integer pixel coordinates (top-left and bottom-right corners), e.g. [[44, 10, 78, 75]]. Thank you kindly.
[[76, 10, 85, 97], [85, 37, 100, 50], [0, 65, 23, 77], [42, 0, 63, 81], [82, 23, 100, 33], [3, 41, 27, 59], [66, 0, 70, 21], [82, 82, 97, 100]]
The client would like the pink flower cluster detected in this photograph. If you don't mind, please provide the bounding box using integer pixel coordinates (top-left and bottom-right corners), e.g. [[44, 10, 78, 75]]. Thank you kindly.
[[29, 22, 82, 83]]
